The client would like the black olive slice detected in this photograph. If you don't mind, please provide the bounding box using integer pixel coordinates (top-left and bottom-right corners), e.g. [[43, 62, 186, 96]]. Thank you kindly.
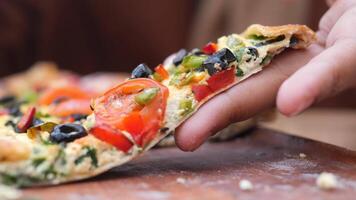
[[131, 63, 153, 79], [70, 114, 88, 121], [247, 47, 259, 58], [289, 35, 299, 47], [202, 48, 236, 75], [50, 124, 88, 143], [173, 49, 188, 66], [255, 35, 286, 47], [0, 95, 16, 105]]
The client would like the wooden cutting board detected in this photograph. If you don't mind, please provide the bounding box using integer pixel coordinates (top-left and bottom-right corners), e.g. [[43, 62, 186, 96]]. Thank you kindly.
[[23, 128, 356, 200]]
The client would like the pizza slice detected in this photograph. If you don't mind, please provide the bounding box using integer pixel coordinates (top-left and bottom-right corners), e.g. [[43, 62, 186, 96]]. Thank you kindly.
[[0, 24, 315, 187]]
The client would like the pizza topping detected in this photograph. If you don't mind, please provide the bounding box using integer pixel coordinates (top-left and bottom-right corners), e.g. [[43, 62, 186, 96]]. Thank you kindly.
[[202, 48, 236, 75], [90, 125, 133, 152], [74, 146, 98, 167], [173, 49, 188, 66], [134, 87, 159, 106], [289, 35, 299, 47], [17, 106, 36, 133], [131, 63, 153, 79], [70, 114, 88, 122], [27, 122, 57, 140], [206, 67, 235, 92], [246, 47, 259, 62], [38, 86, 91, 105], [49, 99, 92, 117], [247, 47, 259, 58], [153, 64, 169, 81], [179, 98, 193, 116], [236, 67, 244, 77], [192, 67, 236, 101], [255, 35, 286, 47], [192, 84, 212, 102], [92, 78, 168, 147], [50, 123, 88, 143], [261, 54, 274, 66], [202, 42, 218, 55], [182, 55, 207, 71], [0, 95, 16, 105], [191, 48, 205, 56]]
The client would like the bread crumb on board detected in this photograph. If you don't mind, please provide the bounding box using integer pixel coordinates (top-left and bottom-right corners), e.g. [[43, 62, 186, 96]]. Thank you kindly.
[[299, 153, 307, 158], [239, 179, 253, 191], [316, 172, 339, 190]]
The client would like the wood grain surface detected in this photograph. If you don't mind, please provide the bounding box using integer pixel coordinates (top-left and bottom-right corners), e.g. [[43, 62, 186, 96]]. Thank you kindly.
[[23, 128, 356, 200]]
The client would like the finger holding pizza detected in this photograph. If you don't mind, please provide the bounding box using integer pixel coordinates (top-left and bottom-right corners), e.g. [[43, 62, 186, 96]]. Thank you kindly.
[[176, 0, 356, 151]]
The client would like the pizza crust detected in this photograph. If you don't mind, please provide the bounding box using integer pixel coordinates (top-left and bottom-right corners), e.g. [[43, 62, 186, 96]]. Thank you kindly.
[[242, 24, 316, 49]]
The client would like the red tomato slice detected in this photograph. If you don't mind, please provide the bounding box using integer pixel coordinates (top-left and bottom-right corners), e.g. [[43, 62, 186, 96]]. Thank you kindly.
[[49, 99, 92, 117], [206, 67, 236, 92], [92, 78, 169, 147], [90, 125, 133, 152], [17, 106, 36, 132], [154, 64, 169, 80], [192, 84, 212, 102], [39, 86, 92, 105]]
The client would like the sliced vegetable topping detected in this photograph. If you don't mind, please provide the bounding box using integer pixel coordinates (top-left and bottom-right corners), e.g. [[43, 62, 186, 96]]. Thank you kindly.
[[173, 49, 188, 66], [90, 125, 133, 152], [92, 78, 169, 147], [50, 123, 88, 143], [236, 67, 244, 77], [179, 98, 193, 115], [39, 86, 91, 105], [289, 35, 299, 47], [182, 55, 207, 70], [192, 67, 236, 101], [202, 48, 236, 75], [202, 42, 217, 55], [134, 88, 159, 106], [255, 35, 285, 47], [154, 64, 169, 81], [0, 95, 16, 105], [131, 63, 153, 79], [17, 106, 36, 133], [74, 146, 98, 167], [206, 67, 235, 92], [49, 99, 92, 117], [192, 84, 212, 102]]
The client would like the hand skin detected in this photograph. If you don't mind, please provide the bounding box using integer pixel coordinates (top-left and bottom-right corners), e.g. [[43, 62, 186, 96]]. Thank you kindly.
[[175, 0, 356, 151]]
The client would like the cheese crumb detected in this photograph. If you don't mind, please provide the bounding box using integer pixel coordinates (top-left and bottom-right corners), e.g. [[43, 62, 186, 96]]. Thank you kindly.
[[239, 179, 253, 191], [176, 177, 187, 184], [299, 153, 307, 158], [316, 172, 339, 190]]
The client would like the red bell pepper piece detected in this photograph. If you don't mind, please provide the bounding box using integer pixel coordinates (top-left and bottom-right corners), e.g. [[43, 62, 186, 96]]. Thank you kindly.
[[154, 64, 169, 80], [17, 106, 36, 132], [90, 125, 133, 153], [202, 42, 218, 55], [192, 84, 213, 102], [206, 67, 236, 92]]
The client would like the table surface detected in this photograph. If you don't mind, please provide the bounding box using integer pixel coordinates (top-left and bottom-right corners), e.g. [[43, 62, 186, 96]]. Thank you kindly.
[[23, 128, 356, 200]]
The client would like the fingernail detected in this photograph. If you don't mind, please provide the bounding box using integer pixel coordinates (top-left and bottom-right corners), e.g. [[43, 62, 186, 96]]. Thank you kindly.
[[289, 98, 314, 117]]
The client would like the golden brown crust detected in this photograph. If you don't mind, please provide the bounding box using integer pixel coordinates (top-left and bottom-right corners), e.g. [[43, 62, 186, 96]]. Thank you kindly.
[[0, 138, 30, 162], [242, 24, 316, 49]]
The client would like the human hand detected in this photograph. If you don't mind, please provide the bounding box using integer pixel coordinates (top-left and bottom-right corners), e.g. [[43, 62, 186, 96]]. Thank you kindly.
[[175, 0, 356, 151]]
